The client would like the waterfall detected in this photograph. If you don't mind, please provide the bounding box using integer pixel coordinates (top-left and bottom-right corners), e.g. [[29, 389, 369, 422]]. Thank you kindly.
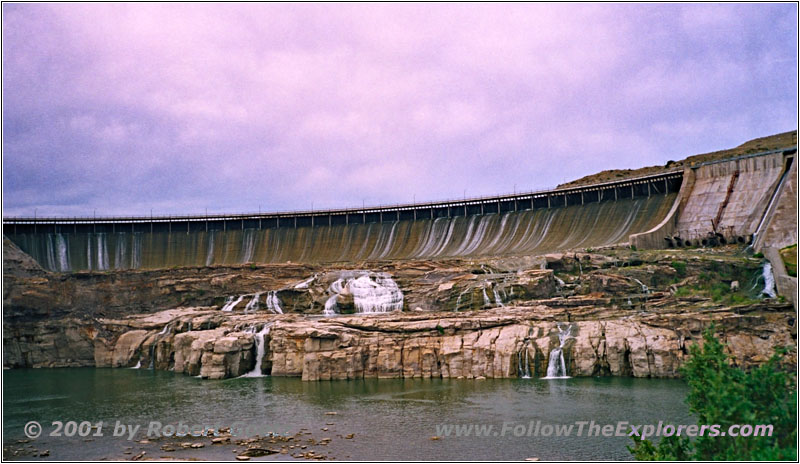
[[243, 324, 273, 377], [221, 295, 244, 312], [86, 238, 93, 271], [554, 275, 566, 287], [241, 229, 256, 263], [762, 262, 777, 298], [205, 232, 215, 266], [543, 323, 573, 379], [517, 340, 532, 379], [481, 265, 504, 307], [294, 274, 317, 289], [244, 293, 261, 313], [148, 323, 173, 370], [131, 356, 142, 369], [55, 234, 69, 271], [493, 287, 505, 307], [265, 291, 283, 314], [324, 294, 338, 316], [45, 235, 57, 271], [324, 271, 403, 315], [114, 235, 127, 269], [455, 287, 471, 311], [350, 273, 403, 313], [632, 278, 649, 294], [97, 234, 109, 270], [131, 234, 142, 269]]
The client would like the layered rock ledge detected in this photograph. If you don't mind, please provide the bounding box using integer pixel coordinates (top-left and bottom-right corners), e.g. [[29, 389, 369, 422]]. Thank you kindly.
[[4, 238, 795, 380], [6, 302, 794, 381]]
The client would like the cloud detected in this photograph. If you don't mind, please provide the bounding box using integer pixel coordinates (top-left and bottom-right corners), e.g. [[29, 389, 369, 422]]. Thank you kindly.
[[2, 3, 797, 216]]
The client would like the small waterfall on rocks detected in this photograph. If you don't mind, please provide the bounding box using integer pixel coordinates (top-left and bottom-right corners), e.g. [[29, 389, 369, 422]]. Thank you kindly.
[[481, 285, 491, 307], [543, 323, 573, 379], [243, 324, 273, 377], [454, 287, 471, 311], [632, 278, 649, 294], [149, 323, 173, 369], [350, 273, 403, 313], [294, 274, 318, 289], [517, 340, 533, 379], [493, 287, 505, 307], [222, 292, 282, 313], [244, 293, 261, 313], [480, 265, 505, 307], [221, 295, 244, 312], [265, 291, 283, 314], [761, 262, 777, 298], [324, 271, 403, 315]]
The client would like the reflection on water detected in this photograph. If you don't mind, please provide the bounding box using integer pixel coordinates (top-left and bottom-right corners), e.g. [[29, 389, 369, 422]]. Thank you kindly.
[[4, 369, 690, 460]]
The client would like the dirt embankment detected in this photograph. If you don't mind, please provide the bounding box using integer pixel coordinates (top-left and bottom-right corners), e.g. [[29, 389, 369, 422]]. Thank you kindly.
[[558, 130, 797, 189]]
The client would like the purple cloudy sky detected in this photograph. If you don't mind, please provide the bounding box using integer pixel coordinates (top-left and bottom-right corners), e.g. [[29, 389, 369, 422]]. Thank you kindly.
[[3, 3, 797, 217]]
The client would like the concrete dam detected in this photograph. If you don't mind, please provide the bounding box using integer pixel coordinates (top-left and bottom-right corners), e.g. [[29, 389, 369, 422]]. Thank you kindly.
[[3, 147, 795, 271]]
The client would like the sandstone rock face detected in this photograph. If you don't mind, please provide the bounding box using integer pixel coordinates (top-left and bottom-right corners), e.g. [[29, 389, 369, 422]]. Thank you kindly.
[[2, 302, 795, 380], [3, 238, 796, 380], [111, 330, 149, 367], [268, 308, 794, 381], [3, 318, 96, 368], [172, 328, 256, 379]]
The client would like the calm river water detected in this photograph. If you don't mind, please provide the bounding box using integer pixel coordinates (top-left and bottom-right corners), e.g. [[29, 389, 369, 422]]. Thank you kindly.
[[4, 368, 691, 460]]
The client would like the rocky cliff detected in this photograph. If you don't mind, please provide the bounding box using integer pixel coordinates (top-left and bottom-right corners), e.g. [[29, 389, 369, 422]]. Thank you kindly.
[[4, 239, 796, 380]]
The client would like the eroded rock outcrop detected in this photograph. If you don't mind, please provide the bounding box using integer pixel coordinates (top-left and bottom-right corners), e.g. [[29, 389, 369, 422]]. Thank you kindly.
[[8, 300, 793, 381], [4, 239, 795, 380]]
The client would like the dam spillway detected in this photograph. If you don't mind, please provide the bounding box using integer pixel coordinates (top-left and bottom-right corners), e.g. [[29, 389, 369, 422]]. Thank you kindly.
[[5, 172, 682, 271]]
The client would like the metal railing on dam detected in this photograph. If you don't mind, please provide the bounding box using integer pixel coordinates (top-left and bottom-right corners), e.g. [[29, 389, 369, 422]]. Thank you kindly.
[[4, 170, 683, 234], [4, 170, 683, 271]]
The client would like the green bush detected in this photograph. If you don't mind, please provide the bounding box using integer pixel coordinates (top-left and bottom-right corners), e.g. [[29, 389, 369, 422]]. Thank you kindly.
[[629, 326, 797, 460], [709, 282, 730, 302], [670, 261, 687, 277], [780, 245, 797, 278], [674, 287, 691, 298]]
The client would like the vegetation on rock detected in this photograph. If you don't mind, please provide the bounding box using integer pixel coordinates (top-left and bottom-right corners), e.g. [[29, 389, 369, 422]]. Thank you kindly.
[[780, 244, 797, 277], [629, 326, 797, 461]]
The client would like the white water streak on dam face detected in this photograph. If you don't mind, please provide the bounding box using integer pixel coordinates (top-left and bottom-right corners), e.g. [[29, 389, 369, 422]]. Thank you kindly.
[[11, 194, 676, 271]]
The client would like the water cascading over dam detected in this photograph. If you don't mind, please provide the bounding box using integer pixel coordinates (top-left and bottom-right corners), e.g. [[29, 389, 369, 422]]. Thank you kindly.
[[4, 173, 681, 271]]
